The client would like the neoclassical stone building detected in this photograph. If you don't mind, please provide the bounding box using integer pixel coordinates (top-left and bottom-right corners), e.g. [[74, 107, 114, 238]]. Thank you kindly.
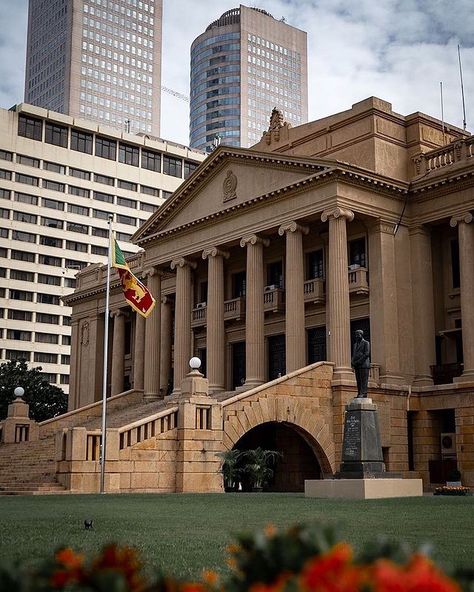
[[2, 97, 473, 494]]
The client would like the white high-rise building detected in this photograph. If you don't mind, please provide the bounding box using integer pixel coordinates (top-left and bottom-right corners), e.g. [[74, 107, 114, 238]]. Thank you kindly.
[[24, 0, 162, 136], [0, 103, 205, 394]]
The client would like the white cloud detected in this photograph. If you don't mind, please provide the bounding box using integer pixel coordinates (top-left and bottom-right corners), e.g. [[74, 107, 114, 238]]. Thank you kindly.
[[0, 0, 472, 144]]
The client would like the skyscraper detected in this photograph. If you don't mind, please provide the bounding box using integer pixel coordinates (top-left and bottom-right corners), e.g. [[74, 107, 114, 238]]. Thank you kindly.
[[24, 0, 162, 136], [189, 5, 307, 153]]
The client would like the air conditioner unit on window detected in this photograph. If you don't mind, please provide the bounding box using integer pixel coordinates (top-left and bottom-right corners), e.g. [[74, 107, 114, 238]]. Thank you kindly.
[[264, 285, 276, 291], [196, 302, 206, 309], [440, 433, 456, 457]]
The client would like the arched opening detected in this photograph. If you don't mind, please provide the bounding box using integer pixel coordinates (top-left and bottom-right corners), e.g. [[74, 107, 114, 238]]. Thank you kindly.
[[235, 421, 323, 492]]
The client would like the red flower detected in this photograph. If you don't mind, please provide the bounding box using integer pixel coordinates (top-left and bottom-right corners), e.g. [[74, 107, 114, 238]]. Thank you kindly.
[[92, 544, 146, 592], [301, 544, 363, 592]]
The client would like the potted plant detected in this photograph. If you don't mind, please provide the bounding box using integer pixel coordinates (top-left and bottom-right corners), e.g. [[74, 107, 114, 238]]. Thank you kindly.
[[241, 447, 282, 491], [217, 448, 243, 492]]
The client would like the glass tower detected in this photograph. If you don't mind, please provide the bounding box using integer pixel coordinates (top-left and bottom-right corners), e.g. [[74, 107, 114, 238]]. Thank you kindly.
[[190, 5, 308, 153]]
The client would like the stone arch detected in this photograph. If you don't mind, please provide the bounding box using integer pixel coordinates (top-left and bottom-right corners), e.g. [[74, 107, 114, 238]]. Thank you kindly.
[[222, 395, 336, 474]]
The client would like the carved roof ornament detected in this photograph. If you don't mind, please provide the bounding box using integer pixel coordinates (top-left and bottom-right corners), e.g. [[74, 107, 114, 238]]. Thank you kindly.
[[268, 107, 284, 131], [223, 169, 237, 202]]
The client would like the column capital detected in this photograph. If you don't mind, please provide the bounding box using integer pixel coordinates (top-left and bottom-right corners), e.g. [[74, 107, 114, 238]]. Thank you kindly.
[[321, 206, 354, 223], [408, 224, 431, 238], [110, 309, 126, 319], [240, 234, 270, 248], [450, 212, 473, 228], [278, 221, 309, 236], [143, 266, 163, 278], [161, 294, 172, 305], [368, 219, 397, 235], [202, 247, 230, 260], [170, 257, 197, 271]]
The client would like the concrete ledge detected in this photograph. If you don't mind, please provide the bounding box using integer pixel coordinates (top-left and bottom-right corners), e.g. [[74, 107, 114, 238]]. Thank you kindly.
[[305, 478, 423, 500]]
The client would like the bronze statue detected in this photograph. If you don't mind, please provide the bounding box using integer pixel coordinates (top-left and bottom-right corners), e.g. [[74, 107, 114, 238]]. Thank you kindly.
[[351, 329, 370, 398]]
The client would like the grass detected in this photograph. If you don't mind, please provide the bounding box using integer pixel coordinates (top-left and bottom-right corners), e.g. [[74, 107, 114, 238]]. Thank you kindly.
[[0, 494, 472, 578]]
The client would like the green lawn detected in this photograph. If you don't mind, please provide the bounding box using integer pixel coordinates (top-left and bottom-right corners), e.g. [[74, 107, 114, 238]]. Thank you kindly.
[[0, 494, 472, 578]]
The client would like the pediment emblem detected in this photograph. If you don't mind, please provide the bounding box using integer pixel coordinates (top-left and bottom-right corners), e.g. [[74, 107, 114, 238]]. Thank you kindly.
[[223, 169, 237, 202]]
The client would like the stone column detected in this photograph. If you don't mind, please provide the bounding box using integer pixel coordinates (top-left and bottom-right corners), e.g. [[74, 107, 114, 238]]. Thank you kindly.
[[133, 313, 146, 390], [321, 207, 354, 381], [278, 221, 309, 372], [203, 247, 229, 392], [409, 225, 436, 385], [110, 310, 126, 396], [160, 295, 173, 396], [368, 220, 402, 384], [240, 234, 269, 387], [143, 269, 162, 400], [171, 258, 196, 392], [450, 213, 474, 382]]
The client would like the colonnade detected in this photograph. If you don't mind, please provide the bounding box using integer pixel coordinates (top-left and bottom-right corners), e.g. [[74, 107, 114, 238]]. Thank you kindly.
[[105, 208, 474, 398]]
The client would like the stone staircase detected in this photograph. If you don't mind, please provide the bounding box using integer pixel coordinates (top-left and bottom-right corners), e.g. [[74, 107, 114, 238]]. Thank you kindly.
[[0, 437, 65, 495]]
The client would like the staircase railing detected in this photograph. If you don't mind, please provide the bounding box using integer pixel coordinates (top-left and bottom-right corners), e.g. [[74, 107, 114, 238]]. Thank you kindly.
[[118, 407, 179, 450]]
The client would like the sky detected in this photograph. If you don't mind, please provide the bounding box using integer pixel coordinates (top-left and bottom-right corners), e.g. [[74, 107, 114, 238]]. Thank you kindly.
[[0, 0, 473, 146]]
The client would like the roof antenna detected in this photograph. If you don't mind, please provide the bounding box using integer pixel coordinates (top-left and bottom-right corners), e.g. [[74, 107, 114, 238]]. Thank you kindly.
[[458, 44, 467, 131]]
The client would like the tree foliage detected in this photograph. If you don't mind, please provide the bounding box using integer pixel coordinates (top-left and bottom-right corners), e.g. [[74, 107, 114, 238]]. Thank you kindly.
[[0, 360, 68, 422]]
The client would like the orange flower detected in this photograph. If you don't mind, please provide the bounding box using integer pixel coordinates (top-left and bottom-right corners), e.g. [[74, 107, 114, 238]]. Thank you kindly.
[[92, 544, 146, 592], [301, 543, 363, 592], [55, 547, 84, 570], [264, 524, 277, 538], [50, 548, 85, 588], [202, 569, 220, 587], [249, 572, 291, 592]]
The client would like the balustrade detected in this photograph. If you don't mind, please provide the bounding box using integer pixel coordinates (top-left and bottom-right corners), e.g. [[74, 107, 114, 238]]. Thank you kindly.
[[303, 278, 325, 304], [413, 137, 474, 176], [348, 267, 369, 295], [263, 287, 285, 313], [224, 297, 246, 321]]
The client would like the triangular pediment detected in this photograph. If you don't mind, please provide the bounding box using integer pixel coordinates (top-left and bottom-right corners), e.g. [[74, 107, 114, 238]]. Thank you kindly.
[[133, 147, 331, 243]]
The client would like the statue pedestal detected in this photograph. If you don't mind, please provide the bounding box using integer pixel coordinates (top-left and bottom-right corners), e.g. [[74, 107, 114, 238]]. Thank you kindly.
[[305, 398, 423, 499]]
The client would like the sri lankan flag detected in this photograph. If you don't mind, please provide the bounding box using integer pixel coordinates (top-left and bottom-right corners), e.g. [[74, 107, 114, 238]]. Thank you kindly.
[[112, 238, 156, 318]]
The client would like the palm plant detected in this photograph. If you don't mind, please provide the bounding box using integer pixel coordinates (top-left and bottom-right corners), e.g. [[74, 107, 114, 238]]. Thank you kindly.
[[241, 447, 282, 491], [217, 448, 244, 491]]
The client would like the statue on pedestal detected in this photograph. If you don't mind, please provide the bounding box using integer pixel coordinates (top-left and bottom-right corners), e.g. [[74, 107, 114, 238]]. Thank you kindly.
[[351, 329, 370, 398]]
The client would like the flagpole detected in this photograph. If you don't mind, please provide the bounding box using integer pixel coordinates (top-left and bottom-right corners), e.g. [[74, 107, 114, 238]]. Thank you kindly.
[[100, 214, 113, 494]]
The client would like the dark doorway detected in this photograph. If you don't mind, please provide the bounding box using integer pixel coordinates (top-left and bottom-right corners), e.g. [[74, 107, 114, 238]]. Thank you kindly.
[[236, 422, 321, 492], [232, 341, 246, 389], [197, 347, 207, 377], [267, 260, 284, 288], [268, 334, 285, 379], [308, 326, 326, 363]]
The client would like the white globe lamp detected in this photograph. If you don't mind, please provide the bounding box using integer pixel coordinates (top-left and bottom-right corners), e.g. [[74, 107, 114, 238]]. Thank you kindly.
[[189, 357, 201, 371], [14, 386, 25, 399]]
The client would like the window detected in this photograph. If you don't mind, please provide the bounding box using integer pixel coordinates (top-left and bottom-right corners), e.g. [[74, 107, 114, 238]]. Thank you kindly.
[[62, 316, 71, 326], [0, 247, 7, 257], [91, 245, 108, 256], [68, 186, 90, 198], [232, 271, 246, 298], [8, 310, 32, 321], [40, 236, 62, 248], [60, 375, 70, 385], [12, 230, 36, 243], [64, 278, 76, 289], [117, 214, 136, 226], [41, 373, 57, 383], [41, 216, 63, 229], [13, 211, 37, 224], [93, 208, 110, 219], [43, 161, 66, 174], [66, 240, 88, 252], [37, 293, 60, 305], [18, 114, 43, 140], [36, 332, 59, 344], [69, 167, 91, 180], [118, 180, 137, 192], [0, 149, 13, 161], [0, 228, 8, 238], [140, 202, 157, 213], [92, 227, 108, 238], [6, 350, 31, 361], [38, 274, 61, 286], [39, 254, 61, 267], [307, 250, 324, 279], [44, 180, 65, 192], [71, 129, 93, 154], [10, 270, 34, 282], [45, 122, 68, 147], [117, 197, 137, 210], [119, 143, 139, 166], [141, 185, 159, 197], [15, 192, 38, 205], [68, 203, 89, 215], [142, 149, 161, 172], [267, 261, 283, 289], [184, 161, 198, 179], [7, 330, 32, 341], [163, 155, 182, 177], [11, 250, 35, 262], [94, 191, 114, 203], [95, 136, 116, 160], [0, 169, 12, 180], [34, 352, 58, 364], [66, 223, 88, 235], [36, 312, 60, 324], [65, 259, 87, 269], [10, 289, 33, 301], [62, 335, 71, 345], [0, 188, 10, 200], [116, 232, 132, 242], [349, 238, 366, 268], [17, 155, 40, 168], [42, 197, 63, 210], [61, 355, 70, 365], [94, 173, 114, 186], [16, 173, 39, 186], [0, 207, 9, 219], [162, 190, 173, 199]]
